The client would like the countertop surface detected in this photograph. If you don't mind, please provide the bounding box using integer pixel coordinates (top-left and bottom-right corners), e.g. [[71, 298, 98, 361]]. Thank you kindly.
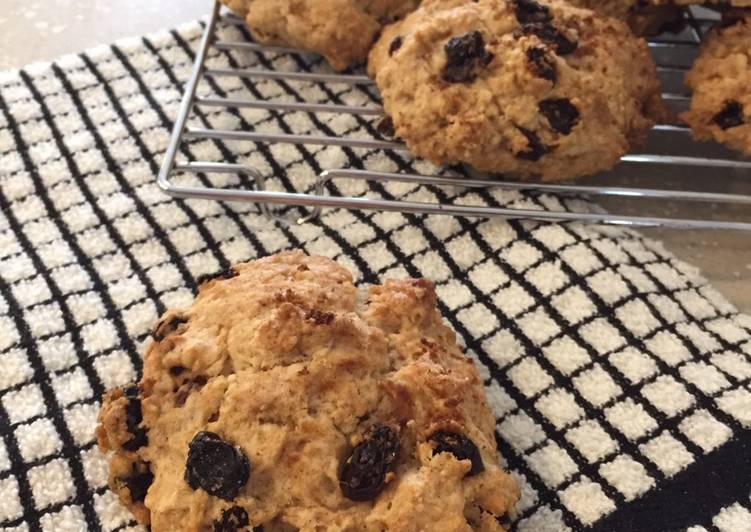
[[2, 0, 749, 313]]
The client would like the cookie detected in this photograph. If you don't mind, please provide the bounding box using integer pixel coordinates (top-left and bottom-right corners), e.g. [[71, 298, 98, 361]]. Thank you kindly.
[[368, 0, 664, 181], [681, 14, 751, 155], [97, 251, 520, 531], [563, 0, 684, 35], [651, 0, 751, 7], [221, 0, 420, 71]]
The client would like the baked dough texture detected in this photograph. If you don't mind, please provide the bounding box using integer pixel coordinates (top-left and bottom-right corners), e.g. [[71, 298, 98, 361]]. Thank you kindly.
[[368, 0, 664, 181], [562, 0, 683, 36], [97, 251, 520, 531], [221, 0, 420, 70], [681, 14, 751, 156]]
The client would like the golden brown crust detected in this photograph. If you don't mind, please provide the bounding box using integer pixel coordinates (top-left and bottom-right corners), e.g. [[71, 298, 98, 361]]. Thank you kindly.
[[681, 14, 751, 155], [368, 0, 664, 181], [221, 0, 420, 71], [97, 251, 519, 531], [563, 0, 684, 36]]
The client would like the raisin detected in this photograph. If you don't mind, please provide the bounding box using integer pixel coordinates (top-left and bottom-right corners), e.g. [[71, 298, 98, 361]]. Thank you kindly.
[[169, 365, 187, 376], [174, 376, 208, 407], [213, 506, 249, 532], [442, 31, 493, 83], [526, 47, 556, 83], [185, 431, 251, 500], [120, 461, 153, 502], [197, 267, 238, 286], [339, 425, 400, 501], [122, 385, 148, 452], [376, 116, 396, 138], [522, 23, 577, 55], [515, 126, 549, 161], [539, 98, 580, 134], [152, 314, 189, 341], [175, 389, 189, 407], [428, 431, 485, 476], [713, 100, 744, 130], [389, 36, 403, 56], [514, 0, 551, 24]]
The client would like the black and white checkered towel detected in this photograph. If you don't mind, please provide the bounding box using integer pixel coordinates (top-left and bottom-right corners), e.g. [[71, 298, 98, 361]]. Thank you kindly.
[[1, 17, 750, 532]]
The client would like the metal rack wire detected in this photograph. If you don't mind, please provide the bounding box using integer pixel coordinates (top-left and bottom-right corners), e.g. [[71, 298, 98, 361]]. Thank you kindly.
[[157, 1, 751, 230]]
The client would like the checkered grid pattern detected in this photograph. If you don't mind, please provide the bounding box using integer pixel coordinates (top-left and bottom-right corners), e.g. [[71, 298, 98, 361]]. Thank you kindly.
[[1, 18, 751, 532], [687, 496, 751, 532]]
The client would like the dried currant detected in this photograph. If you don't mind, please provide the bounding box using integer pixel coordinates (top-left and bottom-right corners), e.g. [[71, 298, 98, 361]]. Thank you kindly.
[[442, 31, 493, 83], [120, 461, 153, 502], [515, 126, 549, 161], [122, 385, 148, 451], [213, 506, 249, 532], [185, 431, 251, 500], [429, 431, 485, 476], [526, 47, 556, 83], [539, 98, 580, 134], [376, 116, 396, 138], [713, 100, 744, 130], [339, 425, 400, 501], [389, 36, 403, 56], [169, 365, 187, 376], [514, 0, 552, 24], [152, 314, 189, 342], [197, 267, 238, 286], [522, 23, 577, 55]]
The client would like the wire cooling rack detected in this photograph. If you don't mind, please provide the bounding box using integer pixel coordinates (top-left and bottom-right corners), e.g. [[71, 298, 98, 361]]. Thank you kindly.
[[157, 1, 751, 230]]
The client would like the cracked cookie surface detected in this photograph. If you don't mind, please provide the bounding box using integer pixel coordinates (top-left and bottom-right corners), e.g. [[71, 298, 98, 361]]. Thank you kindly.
[[368, 0, 664, 181], [681, 14, 751, 156], [97, 251, 519, 531]]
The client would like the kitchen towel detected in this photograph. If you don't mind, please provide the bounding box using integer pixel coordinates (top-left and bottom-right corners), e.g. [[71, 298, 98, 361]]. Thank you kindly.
[[1, 15, 750, 532]]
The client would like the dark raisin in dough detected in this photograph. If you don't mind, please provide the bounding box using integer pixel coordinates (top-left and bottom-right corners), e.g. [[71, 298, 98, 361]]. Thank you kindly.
[[514, 0, 551, 25], [389, 36, 403, 56], [185, 431, 251, 501], [213, 506, 249, 532], [522, 23, 577, 55], [122, 385, 148, 451], [152, 314, 189, 342], [339, 425, 400, 501], [197, 267, 238, 286], [515, 126, 549, 161], [442, 31, 493, 83], [120, 461, 154, 502], [539, 98, 580, 134], [713, 100, 744, 130], [169, 365, 187, 376], [428, 431, 485, 476], [376, 116, 396, 138], [526, 46, 556, 82]]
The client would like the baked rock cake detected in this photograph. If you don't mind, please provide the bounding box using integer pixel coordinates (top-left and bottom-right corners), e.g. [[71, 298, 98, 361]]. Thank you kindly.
[[561, 0, 684, 36], [681, 13, 751, 156], [368, 0, 665, 181], [221, 0, 421, 70], [97, 251, 520, 531]]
